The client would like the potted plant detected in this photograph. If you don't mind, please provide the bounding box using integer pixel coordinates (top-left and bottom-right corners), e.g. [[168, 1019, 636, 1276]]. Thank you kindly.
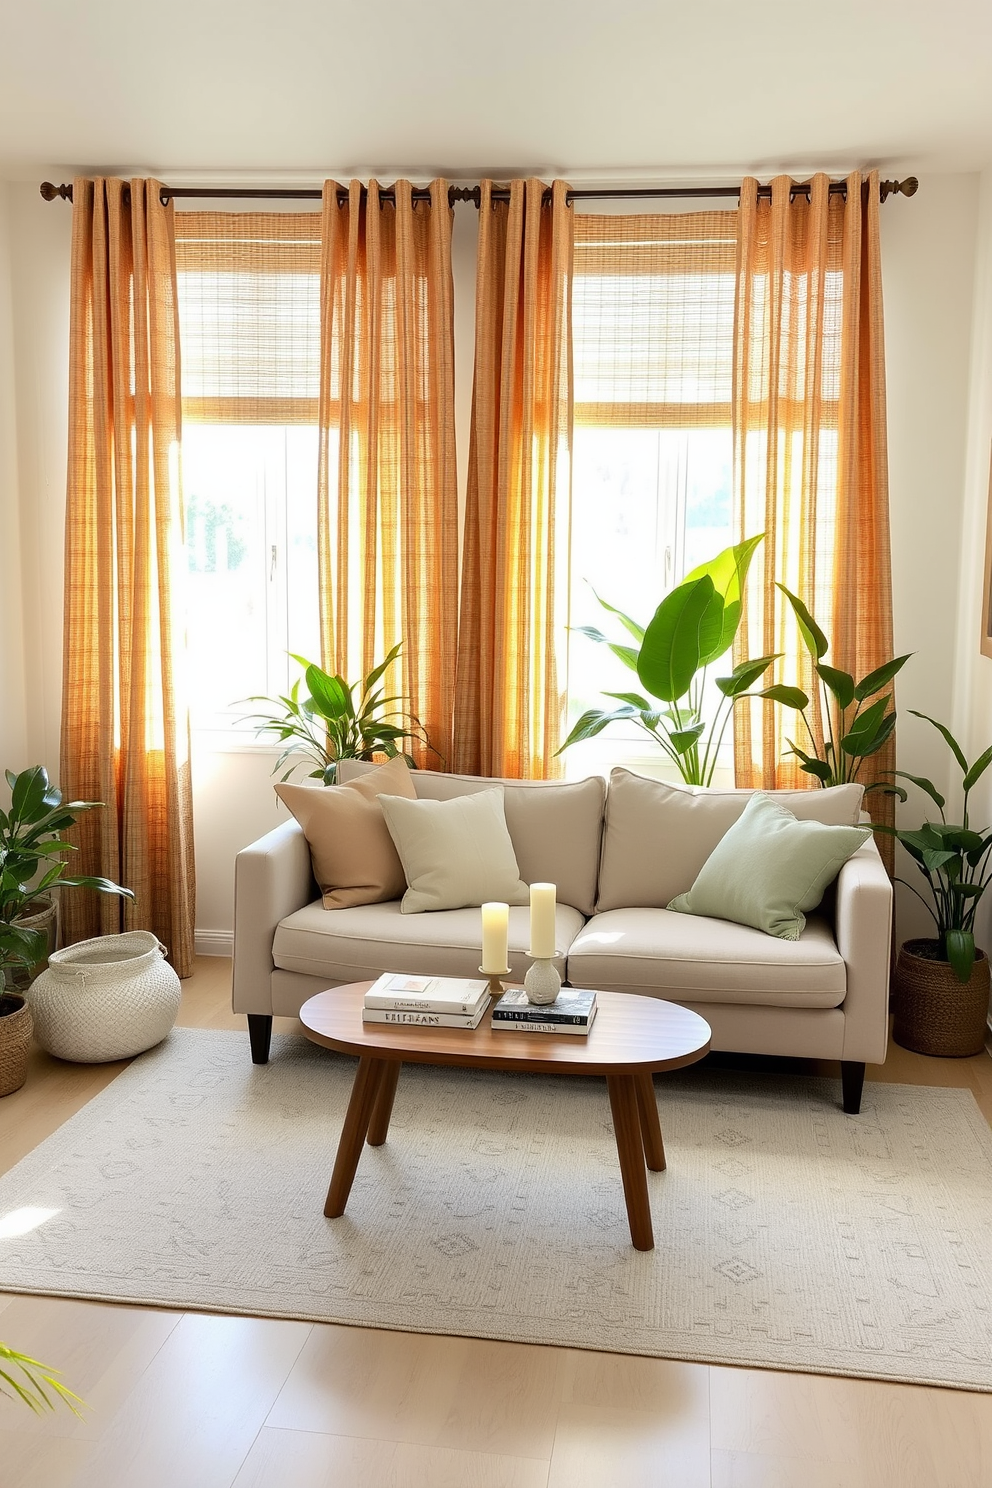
[[241, 644, 435, 784], [559, 536, 781, 785], [770, 584, 911, 792], [874, 713, 992, 1056], [0, 765, 132, 1096]]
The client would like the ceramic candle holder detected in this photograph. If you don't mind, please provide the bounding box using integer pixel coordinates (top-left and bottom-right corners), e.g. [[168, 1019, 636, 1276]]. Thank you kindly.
[[479, 966, 511, 1000], [523, 955, 562, 1006]]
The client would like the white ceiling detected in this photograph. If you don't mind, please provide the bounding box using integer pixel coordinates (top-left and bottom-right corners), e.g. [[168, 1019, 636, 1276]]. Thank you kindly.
[[1, 0, 991, 184]]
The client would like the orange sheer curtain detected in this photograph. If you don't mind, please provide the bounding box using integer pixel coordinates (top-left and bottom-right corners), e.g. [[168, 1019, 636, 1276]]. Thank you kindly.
[[317, 179, 458, 769], [732, 171, 894, 841], [60, 178, 196, 974], [453, 179, 573, 778]]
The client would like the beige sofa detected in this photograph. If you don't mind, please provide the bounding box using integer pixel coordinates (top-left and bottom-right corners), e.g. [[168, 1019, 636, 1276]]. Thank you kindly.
[[232, 765, 892, 1113]]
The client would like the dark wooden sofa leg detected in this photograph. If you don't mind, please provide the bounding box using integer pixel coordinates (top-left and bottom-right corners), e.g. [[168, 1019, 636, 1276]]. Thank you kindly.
[[248, 1014, 273, 1065], [841, 1060, 865, 1115]]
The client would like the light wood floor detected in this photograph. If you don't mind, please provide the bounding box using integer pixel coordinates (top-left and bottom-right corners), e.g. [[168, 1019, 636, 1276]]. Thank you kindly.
[[1, 957, 991, 1488]]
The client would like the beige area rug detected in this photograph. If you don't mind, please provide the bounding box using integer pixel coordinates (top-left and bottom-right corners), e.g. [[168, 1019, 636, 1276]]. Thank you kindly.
[[1, 1028, 991, 1392]]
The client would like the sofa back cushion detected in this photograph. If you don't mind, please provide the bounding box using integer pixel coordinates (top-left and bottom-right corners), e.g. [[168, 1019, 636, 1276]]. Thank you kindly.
[[596, 768, 865, 911], [337, 763, 606, 915]]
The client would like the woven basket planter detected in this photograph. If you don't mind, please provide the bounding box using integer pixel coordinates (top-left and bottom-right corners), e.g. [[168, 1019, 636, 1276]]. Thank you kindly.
[[28, 931, 182, 1064], [893, 939, 990, 1057], [0, 993, 33, 1097]]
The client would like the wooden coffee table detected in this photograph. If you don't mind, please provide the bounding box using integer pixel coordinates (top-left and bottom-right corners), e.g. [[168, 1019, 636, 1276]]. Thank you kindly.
[[299, 982, 711, 1251]]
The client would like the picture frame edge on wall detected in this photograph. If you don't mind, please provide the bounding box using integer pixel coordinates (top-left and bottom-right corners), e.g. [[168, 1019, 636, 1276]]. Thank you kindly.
[[981, 441, 992, 660]]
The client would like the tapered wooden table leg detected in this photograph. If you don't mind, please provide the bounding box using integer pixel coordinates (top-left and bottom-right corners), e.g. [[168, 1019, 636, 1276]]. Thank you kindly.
[[367, 1060, 401, 1147], [324, 1056, 386, 1217], [635, 1070, 666, 1172], [606, 1073, 654, 1251]]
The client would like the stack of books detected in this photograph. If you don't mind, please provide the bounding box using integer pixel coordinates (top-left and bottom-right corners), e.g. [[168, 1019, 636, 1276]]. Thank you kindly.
[[362, 973, 491, 1029], [491, 987, 597, 1035]]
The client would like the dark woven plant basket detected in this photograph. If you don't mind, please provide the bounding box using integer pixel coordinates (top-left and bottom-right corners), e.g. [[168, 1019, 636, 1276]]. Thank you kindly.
[[0, 994, 33, 1097], [893, 939, 990, 1057]]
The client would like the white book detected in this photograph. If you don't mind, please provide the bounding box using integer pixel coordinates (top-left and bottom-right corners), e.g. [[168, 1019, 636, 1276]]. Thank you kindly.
[[362, 997, 490, 1030], [363, 973, 491, 1014]]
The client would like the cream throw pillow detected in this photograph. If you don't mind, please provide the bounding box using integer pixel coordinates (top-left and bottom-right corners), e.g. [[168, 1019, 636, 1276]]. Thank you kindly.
[[667, 792, 870, 940], [275, 755, 417, 910], [379, 787, 530, 913]]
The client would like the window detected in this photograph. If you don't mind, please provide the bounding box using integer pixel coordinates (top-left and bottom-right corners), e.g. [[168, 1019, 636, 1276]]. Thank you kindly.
[[175, 212, 322, 738], [565, 211, 738, 778]]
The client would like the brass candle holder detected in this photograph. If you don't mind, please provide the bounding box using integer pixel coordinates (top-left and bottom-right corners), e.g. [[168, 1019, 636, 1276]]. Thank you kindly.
[[479, 966, 511, 1001]]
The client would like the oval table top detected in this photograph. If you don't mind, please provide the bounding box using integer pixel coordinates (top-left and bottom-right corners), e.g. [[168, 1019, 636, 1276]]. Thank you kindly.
[[299, 982, 712, 1078]]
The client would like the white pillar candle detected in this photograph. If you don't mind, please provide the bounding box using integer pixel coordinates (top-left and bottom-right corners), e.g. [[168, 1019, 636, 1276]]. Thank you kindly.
[[481, 902, 509, 974], [529, 883, 557, 960]]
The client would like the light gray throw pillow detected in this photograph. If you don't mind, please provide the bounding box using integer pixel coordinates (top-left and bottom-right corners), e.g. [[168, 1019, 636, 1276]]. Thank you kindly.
[[667, 792, 870, 940], [379, 787, 530, 914]]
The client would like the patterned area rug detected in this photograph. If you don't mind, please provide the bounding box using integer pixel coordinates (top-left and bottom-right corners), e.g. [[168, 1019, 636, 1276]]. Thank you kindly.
[[1, 1028, 991, 1391]]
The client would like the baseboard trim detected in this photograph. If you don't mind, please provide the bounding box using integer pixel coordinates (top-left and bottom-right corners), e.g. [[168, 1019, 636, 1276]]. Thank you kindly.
[[195, 930, 234, 958]]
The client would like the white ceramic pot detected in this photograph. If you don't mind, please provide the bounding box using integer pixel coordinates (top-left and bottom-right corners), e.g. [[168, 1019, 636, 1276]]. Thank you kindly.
[[28, 931, 182, 1063]]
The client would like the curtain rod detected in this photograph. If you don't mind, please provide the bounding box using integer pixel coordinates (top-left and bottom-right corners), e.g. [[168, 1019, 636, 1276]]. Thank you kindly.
[[40, 177, 919, 208]]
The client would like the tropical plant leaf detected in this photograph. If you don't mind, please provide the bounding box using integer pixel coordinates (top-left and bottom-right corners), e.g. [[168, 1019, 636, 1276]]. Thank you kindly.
[[853, 653, 912, 701], [603, 690, 655, 711], [684, 534, 764, 664], [590, 589, 645, 643], [945, 928, 976, 984], [909, 710, 969, 777], [637, 576, 722, 703], [669, 723, 707, 754], [963, 742, 992, 794], [893, 770, 945, 811], [556, 707, 634, 752], [776, 583, 829, 659], [714, 654, 778, 698], [816, 664, 856, 710], [305, 666, 351, 720], [760, 684, 809, 709]]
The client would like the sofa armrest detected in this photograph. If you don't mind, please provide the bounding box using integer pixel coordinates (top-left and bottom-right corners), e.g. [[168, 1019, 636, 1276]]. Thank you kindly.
[[835, 835, 893, 1064], [233, 819, 315, 1015]]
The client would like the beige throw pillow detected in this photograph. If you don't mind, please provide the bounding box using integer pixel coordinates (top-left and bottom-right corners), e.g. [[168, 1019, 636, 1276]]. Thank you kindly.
[[596, 768, 866, 911], [275, 755, 417, 910], [379, 787, 530, 914]]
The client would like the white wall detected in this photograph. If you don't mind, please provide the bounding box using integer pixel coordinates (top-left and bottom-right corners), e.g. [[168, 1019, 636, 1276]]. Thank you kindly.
[[0, 184, 28, 771], [1, 172, 987, 946], [950, 166, 992, 956], [880, 174, 980, 940]]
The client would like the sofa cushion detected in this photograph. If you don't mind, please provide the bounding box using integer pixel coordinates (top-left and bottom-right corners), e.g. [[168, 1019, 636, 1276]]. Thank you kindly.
[[274, 755, 416, 909], [338, 762, 605, 915], [380, 788, 530, 913], [596, 769, 865, 911], [667, 793, 871, 940], [566, 907, 846, 1008], [273, 900, 587, 985]]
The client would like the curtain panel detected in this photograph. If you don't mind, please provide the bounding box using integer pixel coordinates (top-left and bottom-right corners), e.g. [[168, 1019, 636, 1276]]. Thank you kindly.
[[317, 179, 458, 770], [60, 178, 196, 974], [453, 178, 574, 778], [731, 171, 895, 850]]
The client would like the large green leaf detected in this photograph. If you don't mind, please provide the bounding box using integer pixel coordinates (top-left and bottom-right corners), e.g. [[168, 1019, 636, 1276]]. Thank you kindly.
[[853, 654, 912, 702], [714, 654, 778, 698], [590, 589, 645, 644], [776, 583, 828, 659], [841, 709, 896, 761], [893, 770, 945, 811], [963, 742, 992, 793], [816, 664, 856, 710], [305, 666, 351, 721], [909, 710, 968, 777], [684, 534, 764, 664], [10, 766, 49, 822], [637, 576, 723, 703], [669, 723, 707, 754], [839, 697, 889, 755], [557, 706, 636, 752], [945, 928, 976, 984], [759, 684, 809, 709]]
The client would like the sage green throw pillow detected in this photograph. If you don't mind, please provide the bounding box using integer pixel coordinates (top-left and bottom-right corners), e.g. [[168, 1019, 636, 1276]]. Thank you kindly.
[[667, 792, 871, 940]]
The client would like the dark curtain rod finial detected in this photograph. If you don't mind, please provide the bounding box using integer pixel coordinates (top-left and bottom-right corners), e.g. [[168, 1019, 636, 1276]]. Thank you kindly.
[[40, 176, 922, 209]]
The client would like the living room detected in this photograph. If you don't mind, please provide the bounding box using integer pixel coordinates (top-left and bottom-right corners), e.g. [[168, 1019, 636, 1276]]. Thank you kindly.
[[1, 2, 992, 1484]]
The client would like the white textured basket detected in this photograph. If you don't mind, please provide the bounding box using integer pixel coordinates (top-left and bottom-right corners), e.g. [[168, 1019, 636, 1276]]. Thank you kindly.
[[28, 932, 182, 1063]]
